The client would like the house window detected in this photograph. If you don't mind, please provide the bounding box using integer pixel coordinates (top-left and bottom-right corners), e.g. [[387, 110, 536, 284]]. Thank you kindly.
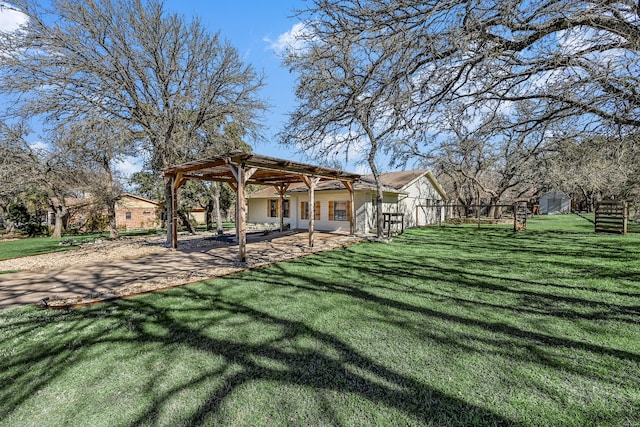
[[300, 201, 321, 220], [268, 199, 278, 218], [282, 200, 290, 218], [329, 201, 350, 221], [125, 212, 132, 220]]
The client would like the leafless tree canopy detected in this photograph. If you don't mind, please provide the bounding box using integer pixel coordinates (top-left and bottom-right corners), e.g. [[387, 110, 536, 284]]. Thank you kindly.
[[0, 121, 89, 237], [0, 0, 267, 171], [306, 0, 640, 134], [285, 0, 639, 211]]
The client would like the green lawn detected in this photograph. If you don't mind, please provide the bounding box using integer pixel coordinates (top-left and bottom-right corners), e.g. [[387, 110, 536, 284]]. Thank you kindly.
[[1, 215, 639, 426], [0, 235, 79, 261]]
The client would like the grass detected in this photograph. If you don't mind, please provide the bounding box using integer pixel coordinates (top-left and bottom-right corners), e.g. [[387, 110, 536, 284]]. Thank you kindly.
[[1, 215, 639, 426], [196, 221, 236, 231], [0, 236, 79, 261]]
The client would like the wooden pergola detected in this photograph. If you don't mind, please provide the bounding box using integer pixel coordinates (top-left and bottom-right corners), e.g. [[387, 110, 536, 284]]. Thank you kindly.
[[163, 151, 360, 262]]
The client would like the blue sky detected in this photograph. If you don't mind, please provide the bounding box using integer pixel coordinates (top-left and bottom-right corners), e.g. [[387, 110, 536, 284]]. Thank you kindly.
[[1, 1, 340, 175], [162, 0, 304, 159]]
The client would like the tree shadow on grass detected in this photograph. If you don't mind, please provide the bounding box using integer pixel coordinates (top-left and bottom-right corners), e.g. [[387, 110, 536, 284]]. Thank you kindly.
[[0, 287, 519, 426], [264, 258, 640, 364], [296, 244, 640, 323], [2, 227, 639, 425]]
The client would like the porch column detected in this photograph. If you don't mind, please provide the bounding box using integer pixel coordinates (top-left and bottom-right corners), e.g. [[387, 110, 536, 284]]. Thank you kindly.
[[342, 180, 356, 235], [274, 183, 290, 232], [228, 164, 256, 262], [302, 176, 320, 247]]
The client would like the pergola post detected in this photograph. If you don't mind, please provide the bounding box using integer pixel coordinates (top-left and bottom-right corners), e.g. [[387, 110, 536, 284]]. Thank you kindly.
[[274, 183, 290, 232], [302, 176, 320, 247], [228, 164, 256, 262], [170, 176, 178, 249], [342, 181, 356, 235], [170, 172, 184, 250]]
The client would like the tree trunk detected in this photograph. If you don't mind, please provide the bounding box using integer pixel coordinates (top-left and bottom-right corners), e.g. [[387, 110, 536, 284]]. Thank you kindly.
[[178, 210, 196, 234], [488, 196, 501, 218], [368, 160, 384, 238], [102, 160, 119, 239], [51, 205, 68, 239], [107, 199, 119, 239], [205, 200, 213, 231], [5, 219, 16, 234]]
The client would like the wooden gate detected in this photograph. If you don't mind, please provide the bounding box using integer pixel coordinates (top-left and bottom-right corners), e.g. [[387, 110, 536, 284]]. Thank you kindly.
[[595, 201, 628, 235]]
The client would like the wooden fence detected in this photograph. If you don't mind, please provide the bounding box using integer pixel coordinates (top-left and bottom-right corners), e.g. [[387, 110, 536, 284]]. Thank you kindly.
[[595, 201, 628, 235]]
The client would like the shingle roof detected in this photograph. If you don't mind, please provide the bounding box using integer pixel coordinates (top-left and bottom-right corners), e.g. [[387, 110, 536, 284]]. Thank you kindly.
[[362, 170, 429, 190], [248, 175, 402, 199], [247, 169, 448, 200]]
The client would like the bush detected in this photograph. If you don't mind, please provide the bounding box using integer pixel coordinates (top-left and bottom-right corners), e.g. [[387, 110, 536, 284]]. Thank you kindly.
[[6, 202, 47, 237]]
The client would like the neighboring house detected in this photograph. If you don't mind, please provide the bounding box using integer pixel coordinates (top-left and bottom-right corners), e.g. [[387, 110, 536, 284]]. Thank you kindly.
[[46, 192, 161, 231], [115, 193, 162, 231], [539, 191, 572, 215], [247, 170, 448, 234], [188, 208, 207, 225]]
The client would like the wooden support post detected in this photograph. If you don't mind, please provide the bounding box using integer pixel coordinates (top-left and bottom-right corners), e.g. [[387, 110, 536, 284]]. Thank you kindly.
[[228, 165, 256, 262], [237, 169, 246, 262], [342, 181, 356, 235], [302, 176, 320, 247], [170, 177, 178, 249], [274, 183, 290, 232]]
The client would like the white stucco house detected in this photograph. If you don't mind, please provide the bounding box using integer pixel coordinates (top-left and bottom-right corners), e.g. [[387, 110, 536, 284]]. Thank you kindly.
[[539, 191, 572, 215], [247, 170, 448, 234]]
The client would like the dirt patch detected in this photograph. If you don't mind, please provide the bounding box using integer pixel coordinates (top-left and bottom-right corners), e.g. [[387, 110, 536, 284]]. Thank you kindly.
[[0, 234, 170, 273], [1, 231, 361, 309]]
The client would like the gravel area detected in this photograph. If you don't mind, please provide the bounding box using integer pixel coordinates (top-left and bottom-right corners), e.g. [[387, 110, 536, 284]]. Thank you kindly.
[[0, 231, 362, 309], [0, 234, 171, 272]]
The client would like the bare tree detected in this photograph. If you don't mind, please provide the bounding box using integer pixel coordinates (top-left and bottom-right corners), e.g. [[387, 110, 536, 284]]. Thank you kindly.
[[0, 0, 267, 241], [303, 0, 640, 136], [281, 7, 424, 237], [54, 118, 133, 238], [292, 1, 640, 211], [0, 123, 85, 238], [543, 134, 640, 211]]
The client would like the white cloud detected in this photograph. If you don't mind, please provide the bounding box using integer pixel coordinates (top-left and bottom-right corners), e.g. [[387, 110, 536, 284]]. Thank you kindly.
[[115, 156, 143, 178], [264, 22, 313, 55], [0, 3, 27, 33], [28, 140, 49, 152]]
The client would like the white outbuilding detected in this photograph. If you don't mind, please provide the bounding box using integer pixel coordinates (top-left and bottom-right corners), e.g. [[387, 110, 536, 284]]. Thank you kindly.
[[539, 191, 572, 214]]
